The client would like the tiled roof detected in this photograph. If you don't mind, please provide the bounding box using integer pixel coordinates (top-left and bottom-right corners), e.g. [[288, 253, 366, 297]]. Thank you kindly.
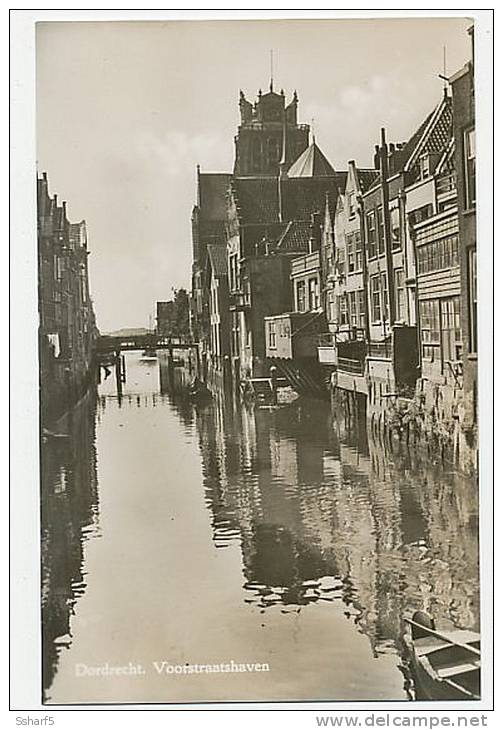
[[276, 221, 311, 252], [207, 244, 228, 278], [287, 141, 336, 178], [357, 169, 379, 193], [282, 177, 344, 221], [232, 178, 279, 224], [405, 97, 453, 171]]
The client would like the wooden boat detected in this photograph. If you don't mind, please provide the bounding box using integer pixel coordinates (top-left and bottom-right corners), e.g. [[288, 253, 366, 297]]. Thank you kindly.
[[404, 611, 480, 700], [242, 377, 299, 409]]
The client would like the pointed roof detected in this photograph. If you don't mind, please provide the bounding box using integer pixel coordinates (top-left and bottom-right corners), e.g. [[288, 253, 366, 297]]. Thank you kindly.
[[287, 141, 336, 178], [207, 244, 228, 278]]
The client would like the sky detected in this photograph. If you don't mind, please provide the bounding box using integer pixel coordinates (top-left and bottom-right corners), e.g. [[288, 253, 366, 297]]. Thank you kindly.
[[36, 16, 472, 332]]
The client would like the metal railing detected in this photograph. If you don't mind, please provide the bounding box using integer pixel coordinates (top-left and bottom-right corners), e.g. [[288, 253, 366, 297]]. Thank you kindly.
[[317, 328, 365, 347], [367, 340, 392, 359], [337, 357, 365, 375]]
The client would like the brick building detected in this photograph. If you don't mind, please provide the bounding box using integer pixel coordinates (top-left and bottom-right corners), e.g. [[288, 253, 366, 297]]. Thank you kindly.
[[38, 173, 98, 424]]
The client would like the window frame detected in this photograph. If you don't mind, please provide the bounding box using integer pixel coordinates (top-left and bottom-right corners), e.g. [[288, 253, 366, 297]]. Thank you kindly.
[[463, 126, 476, 210]]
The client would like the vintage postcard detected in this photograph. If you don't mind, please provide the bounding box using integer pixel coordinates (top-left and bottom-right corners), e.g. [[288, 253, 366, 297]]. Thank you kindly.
[[10, 10, 494, 713]]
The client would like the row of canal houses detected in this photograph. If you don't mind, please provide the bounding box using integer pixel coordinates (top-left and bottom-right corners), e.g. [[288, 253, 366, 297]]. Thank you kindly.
[[37, 172, 99, 425], [190, 38, 476, 473]]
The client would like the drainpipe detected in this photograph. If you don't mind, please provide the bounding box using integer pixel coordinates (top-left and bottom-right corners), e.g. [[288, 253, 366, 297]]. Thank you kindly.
[[399, 188, 409, 323]]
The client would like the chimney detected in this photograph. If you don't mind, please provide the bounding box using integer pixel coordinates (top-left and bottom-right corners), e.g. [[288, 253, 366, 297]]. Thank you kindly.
[[373, 145, 381, 171]]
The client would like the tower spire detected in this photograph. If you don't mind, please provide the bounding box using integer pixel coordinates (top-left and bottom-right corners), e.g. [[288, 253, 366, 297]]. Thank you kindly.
[[269, 49, 274, 92]]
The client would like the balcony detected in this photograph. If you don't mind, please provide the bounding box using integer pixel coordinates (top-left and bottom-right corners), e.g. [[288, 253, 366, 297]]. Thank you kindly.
[[317, 335, 337, 364], [337, 357, 365, 375], [367, 339, 392, 359], [291, 251, 321, 278], [317, 333, 367, 371]]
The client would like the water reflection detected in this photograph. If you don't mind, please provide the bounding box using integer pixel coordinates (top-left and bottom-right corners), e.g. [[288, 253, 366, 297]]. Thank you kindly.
[[40, 354, 479, 703], [195, 395, 479, 658], [41, 389, 99, 700]]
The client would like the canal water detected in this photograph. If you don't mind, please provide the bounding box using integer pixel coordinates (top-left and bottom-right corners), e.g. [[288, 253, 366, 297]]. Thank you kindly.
[[41, 352, 479, 705]]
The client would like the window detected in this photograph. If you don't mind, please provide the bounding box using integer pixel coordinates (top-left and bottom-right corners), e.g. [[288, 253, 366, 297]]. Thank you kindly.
[[296, 280, 306, 312], [409, 204, 434, 226], [440, 297, 462, 368], [337, 295, 348, 326], [243, 278, 251, 307], [468, 248, 477, 353], [336, 245, 346, 275], [377, 206, 385, 255], [380, 272, 389, 320], [348, 192, 356, 218], [464, 128, 476, 209], [267, 137, 280, 168], [395, 269, 406, 322], [417, 235, 459, 274], [346, 234, 355, 272], [366, 211, 377, 259], [390, 207, 401, 250], [349, 291, 358, 327], [419, 300, 440, 361], [231, 312, 240, 357], [328, 289, 337, 323], [54, 255, 62, 281], [419, 154, 430, 180], [355, 231, 363, 270], [308, 277, 320, 310], [370, 275, 381, 323], [268, 321, 277, 349], [229, 254, 239, 292], [358, 290, 366, 329]]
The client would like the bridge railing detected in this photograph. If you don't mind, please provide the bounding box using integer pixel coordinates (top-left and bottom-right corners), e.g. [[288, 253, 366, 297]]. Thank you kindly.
[[97, 334, 197, 352]]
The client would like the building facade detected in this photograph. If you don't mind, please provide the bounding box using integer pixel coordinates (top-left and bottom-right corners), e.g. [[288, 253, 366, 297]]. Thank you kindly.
[[450, 26, 477, 472], [187, 63, 478, 473], [38, 173, 98, 424]]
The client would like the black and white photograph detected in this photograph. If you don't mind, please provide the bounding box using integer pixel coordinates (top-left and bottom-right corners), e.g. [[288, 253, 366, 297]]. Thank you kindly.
[[10, 9, 494, 715]]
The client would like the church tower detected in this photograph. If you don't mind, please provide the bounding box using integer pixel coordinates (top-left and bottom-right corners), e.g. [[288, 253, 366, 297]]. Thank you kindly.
[[233, 84, 309, 177]]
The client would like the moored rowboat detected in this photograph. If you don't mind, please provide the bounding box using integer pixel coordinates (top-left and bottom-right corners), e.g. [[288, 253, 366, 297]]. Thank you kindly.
[[404, 611, 480, 700]]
